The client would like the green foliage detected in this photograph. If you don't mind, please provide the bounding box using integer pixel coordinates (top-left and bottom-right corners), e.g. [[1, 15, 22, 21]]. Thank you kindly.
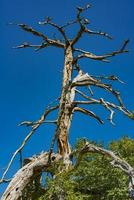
[[22, 177, 45, 200], [37, 137, 134, 200]]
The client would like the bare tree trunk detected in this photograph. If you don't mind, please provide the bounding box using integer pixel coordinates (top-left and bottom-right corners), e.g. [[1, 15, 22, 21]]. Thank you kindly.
[[1, 3, 134, 200], [56, 44, 74, 162]]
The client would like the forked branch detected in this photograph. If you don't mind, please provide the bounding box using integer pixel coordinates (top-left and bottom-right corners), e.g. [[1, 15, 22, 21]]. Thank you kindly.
[[74, 39, 129, 62], [72, 71, 125, 107], [9, 23, 65, 49], [74, 89, 132, 125], [0, 105, 59, 184], [38, 17, 69, 43], [71, 4, 91, 45]]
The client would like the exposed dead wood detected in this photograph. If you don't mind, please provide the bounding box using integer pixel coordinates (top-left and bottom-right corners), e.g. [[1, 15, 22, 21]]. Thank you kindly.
[[2, 144, 134, 200], [38, 17, 69, 43], [1, 152, 61, 200], [74, 39, 129, 62], [84, 28, 113, 40], [55, 45, 74, 162], [0, 105, 59, 184], [77, 142, 134, 198], [73, 106, 104, 124], [1, 3, 134, 200]]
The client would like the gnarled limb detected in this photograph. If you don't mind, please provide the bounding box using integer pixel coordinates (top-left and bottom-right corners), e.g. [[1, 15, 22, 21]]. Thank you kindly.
[[77, 142, 134, 199], [0, 105, 59, 184], [1, 152, 62, 200]]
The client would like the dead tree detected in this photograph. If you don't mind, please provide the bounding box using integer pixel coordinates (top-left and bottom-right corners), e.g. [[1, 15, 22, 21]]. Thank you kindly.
[[1, 3, 134, 200]]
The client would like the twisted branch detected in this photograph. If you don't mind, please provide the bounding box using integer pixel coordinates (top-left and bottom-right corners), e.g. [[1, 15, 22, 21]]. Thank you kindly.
[[77, 142, 134, 198], [1, 152, 62, 200], [0, 105, 59, 184]]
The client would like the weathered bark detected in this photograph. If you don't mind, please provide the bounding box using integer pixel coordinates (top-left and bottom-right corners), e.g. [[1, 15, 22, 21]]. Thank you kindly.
[[56, 45, 74, 160], [1, 153, 61, 200]]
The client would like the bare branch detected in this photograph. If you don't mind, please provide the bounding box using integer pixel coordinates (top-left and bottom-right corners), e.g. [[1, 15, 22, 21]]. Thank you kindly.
[[120, 39, 130, 51], [72, 71, 125, 107], [0, 127, 39, 184], [38, 17, 69, 43], [75, 88, 92, 100], [76, 4, 92, 13], [13, 42, 40, 49], [13, 41, 50, 51], [19, 120, 57, 127], [76, 50, 128, 62], [74, 48, 110, 62], [78, 142, 133, 174], [0, 105, 59, 183], [90, 74, 125, 84], [87, 85, 94, 96], [84, 28, 113, 40], [14, 23, 48, 39], [73, 94, 132, 124], [70, 7, 112, 46], [61, 20, 78, 29], [0, 179, 11, 184], [99, 98, 115, 125], [73, 106, 104, 124], [77, 142, 134, 198], [71, 4, 92, 46], [60, 4, 91, 30], [71, 3, 113, 46], [1, 152, 62, 200], [42, 120, 57, 124], [18, 120, 35, 127], [74, 39, 129, 62], [9, 23, 65, 48], [71, 25, 85, 46]]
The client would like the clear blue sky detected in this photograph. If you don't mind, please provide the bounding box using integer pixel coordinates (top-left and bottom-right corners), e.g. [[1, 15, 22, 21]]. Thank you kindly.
[[0, 0, 134, 195]]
